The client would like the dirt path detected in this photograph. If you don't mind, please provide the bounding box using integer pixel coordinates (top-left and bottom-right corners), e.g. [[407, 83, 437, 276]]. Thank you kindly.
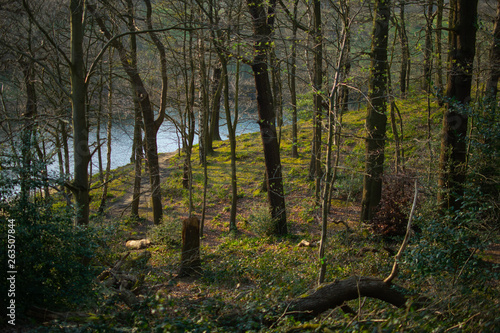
[[105, 151, 178, 223]]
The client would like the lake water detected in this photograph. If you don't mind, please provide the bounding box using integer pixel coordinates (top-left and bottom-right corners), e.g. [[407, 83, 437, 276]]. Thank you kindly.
[[59, 114, 261, 175]]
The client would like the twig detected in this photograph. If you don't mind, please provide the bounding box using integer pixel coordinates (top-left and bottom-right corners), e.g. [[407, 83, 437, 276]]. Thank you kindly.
[[444, 312, 480, 332], [384, 179, 418, 284], [269, 303, 293, 329], [453, 248, 478, 287]]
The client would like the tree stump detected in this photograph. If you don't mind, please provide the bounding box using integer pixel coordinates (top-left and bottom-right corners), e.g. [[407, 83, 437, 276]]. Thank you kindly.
[[179, 217, 201, 277]]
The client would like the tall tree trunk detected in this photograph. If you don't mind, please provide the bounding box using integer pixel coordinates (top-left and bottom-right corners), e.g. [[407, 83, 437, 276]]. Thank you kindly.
[[181, 29, 196, 217], [435, 0, 444, 97], [61, 120, 72, 204], [309, 0, 323, 201], [131, 99, 143, 219], [422, 0, 434, 92], [438, 0, 478, 210], [98, 118, 113, 214], [399, 0, 410, 97], [221, 55, 239, 232], [127, 0, 142, 220], [360, 0, 390, 222], [98, 50, 114, 215], [485, 0, 500, 103], [478, 0, 500, 197], [289, 0, 299, 158], [198, 38, 209, 166], [271, 48, 283, 145], [143, 0, 167, 224], [209, 64, 223, 144], [70, 0, 90, 225], [96, 66, 104, 183], [319, 5, 350, 283], [247, 0, 287, 236], [19, 58, 37, 207], [197, 35, 210, 236]]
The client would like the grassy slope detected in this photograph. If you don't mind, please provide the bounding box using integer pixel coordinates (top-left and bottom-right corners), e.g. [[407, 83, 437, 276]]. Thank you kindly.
[[76, 93, 497, 332]]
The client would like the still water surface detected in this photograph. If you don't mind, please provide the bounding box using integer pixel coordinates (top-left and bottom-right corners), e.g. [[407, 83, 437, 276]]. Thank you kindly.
[[56, 116, 260, 176]]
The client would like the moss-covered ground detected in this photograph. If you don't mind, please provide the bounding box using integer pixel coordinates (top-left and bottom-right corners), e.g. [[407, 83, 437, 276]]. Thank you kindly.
[[29, 93, 498, 332]]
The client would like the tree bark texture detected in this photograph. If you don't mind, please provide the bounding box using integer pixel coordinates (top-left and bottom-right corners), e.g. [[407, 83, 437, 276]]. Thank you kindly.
[[289, 0, 299, 158], [19, 59, 37, 207], [360, 0, 390, 222], [179, 217, 202, 277], [209, 64, 223, 144], [422, 0, 434, 92], [247, 0, 287, 236], [438, 0, 478, 210], [98, 51, 114, 215], [128, 0, 142, 219], [435, 0, 444, 96], [131, 100, 143, 219], [309, 0, 323, 201], [70, 0, 90, 225], [398, 0, 410, 97], [485, 0, 500, 101], [221, 55, 239, 232]]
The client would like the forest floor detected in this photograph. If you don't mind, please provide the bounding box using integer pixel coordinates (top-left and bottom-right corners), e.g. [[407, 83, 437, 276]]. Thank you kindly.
[[22, 95, 498, 332]]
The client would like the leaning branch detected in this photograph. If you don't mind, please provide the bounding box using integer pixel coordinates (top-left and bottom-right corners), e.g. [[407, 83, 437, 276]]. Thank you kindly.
[[384, 179, 418, 284], [85, 4, 205, 84]]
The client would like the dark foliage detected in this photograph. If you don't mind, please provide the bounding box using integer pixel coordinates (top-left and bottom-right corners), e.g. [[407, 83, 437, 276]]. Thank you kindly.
[[0, 158, 98, 322], [369, 174, 415, 237]]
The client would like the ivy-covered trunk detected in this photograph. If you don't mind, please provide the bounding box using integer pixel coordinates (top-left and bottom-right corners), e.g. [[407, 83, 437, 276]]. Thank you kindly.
[[438, 0, 478, 210]]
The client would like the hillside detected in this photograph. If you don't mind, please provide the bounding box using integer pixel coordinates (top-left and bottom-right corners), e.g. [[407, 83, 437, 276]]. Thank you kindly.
[[9, 94, 499, 332]]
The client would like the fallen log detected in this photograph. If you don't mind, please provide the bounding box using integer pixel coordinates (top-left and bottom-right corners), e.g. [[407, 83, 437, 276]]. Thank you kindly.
[[279, 180, 419, 322], [126, 238, 151, 250], [284, 276, 406, 321]]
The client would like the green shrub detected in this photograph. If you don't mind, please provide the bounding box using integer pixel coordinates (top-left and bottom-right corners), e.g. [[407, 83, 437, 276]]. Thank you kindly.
[[408, 186, 499, 285], [146, 215, 182, 247], [0, 198, 97, 315], [248, 204, 277, 237], [0, 158, 98, 319]]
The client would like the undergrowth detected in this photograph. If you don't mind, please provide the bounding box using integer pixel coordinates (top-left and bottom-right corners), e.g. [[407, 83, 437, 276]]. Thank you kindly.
[[5, 92, 499, 332]]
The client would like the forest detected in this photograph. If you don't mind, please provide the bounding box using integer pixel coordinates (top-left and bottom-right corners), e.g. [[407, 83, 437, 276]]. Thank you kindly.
[[0, 0, 498, 331]]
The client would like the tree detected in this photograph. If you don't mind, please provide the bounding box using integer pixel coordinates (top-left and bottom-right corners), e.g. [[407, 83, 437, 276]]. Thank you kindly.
[[247, 0, 287, 236], [318, 0, 352, 284], [98, 50, 114, 215], [309, 0, 323, 200], [435, 0, 444, 96], [126, 0, 143, 220], [88, 0, 168, 224], [360, 0, 390, 222], [422, 0, 434, 92], [398, 0, 410, 97], [438, 0, 479, 210], [485, 0, 500, 104], [18, 57, 37, 207], [287, 0, 300, 158], [70, 0, 90, 225]]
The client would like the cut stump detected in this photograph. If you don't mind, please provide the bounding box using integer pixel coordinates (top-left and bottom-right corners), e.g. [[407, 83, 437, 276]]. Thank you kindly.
[[178, 217, 201, 277]]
